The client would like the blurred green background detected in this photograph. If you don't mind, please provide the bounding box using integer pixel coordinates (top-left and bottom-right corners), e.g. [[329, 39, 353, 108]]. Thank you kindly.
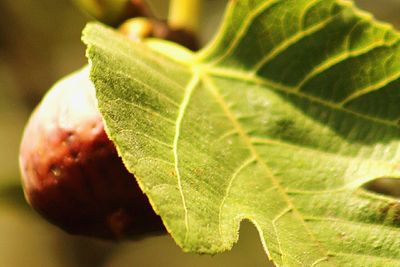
[[0, 0, 399, 266]]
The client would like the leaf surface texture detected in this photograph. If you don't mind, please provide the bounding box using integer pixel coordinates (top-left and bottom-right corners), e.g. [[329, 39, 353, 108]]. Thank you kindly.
[[83, 1, 400, 265]]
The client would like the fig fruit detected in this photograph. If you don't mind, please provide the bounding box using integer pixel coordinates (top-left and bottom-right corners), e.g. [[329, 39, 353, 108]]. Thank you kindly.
[[19, 67, 164, 240]]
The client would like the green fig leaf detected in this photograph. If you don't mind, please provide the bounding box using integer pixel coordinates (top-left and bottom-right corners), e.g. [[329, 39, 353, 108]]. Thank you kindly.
[[83, 0, 400, 266]]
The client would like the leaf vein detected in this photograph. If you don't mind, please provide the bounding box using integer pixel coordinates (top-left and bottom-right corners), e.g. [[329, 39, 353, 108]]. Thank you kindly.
[[209, 0, 282, 66], [173, 71, 201, 243], [311, 257, 330, 267], [218, 156, 257, 237], [206, 67, 399, 128], [252, 12, 339, 73], [339, 68, 400, 106], [296, 38, 399, 91]]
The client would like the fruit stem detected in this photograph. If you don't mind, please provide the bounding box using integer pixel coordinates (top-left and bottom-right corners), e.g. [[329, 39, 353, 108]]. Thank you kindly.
[[168, 0, 201, 34]]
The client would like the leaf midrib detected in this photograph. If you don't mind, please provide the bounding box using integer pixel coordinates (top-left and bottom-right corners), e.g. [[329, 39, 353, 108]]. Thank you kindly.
[[201, 72, 330, 264]]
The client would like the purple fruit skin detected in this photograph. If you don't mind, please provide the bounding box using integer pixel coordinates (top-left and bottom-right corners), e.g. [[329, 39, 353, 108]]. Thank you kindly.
[[19, 68, 164, 239]]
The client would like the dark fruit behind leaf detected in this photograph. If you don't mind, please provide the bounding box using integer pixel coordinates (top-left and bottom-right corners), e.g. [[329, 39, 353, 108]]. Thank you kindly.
[[19, 67, 165, 240]]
